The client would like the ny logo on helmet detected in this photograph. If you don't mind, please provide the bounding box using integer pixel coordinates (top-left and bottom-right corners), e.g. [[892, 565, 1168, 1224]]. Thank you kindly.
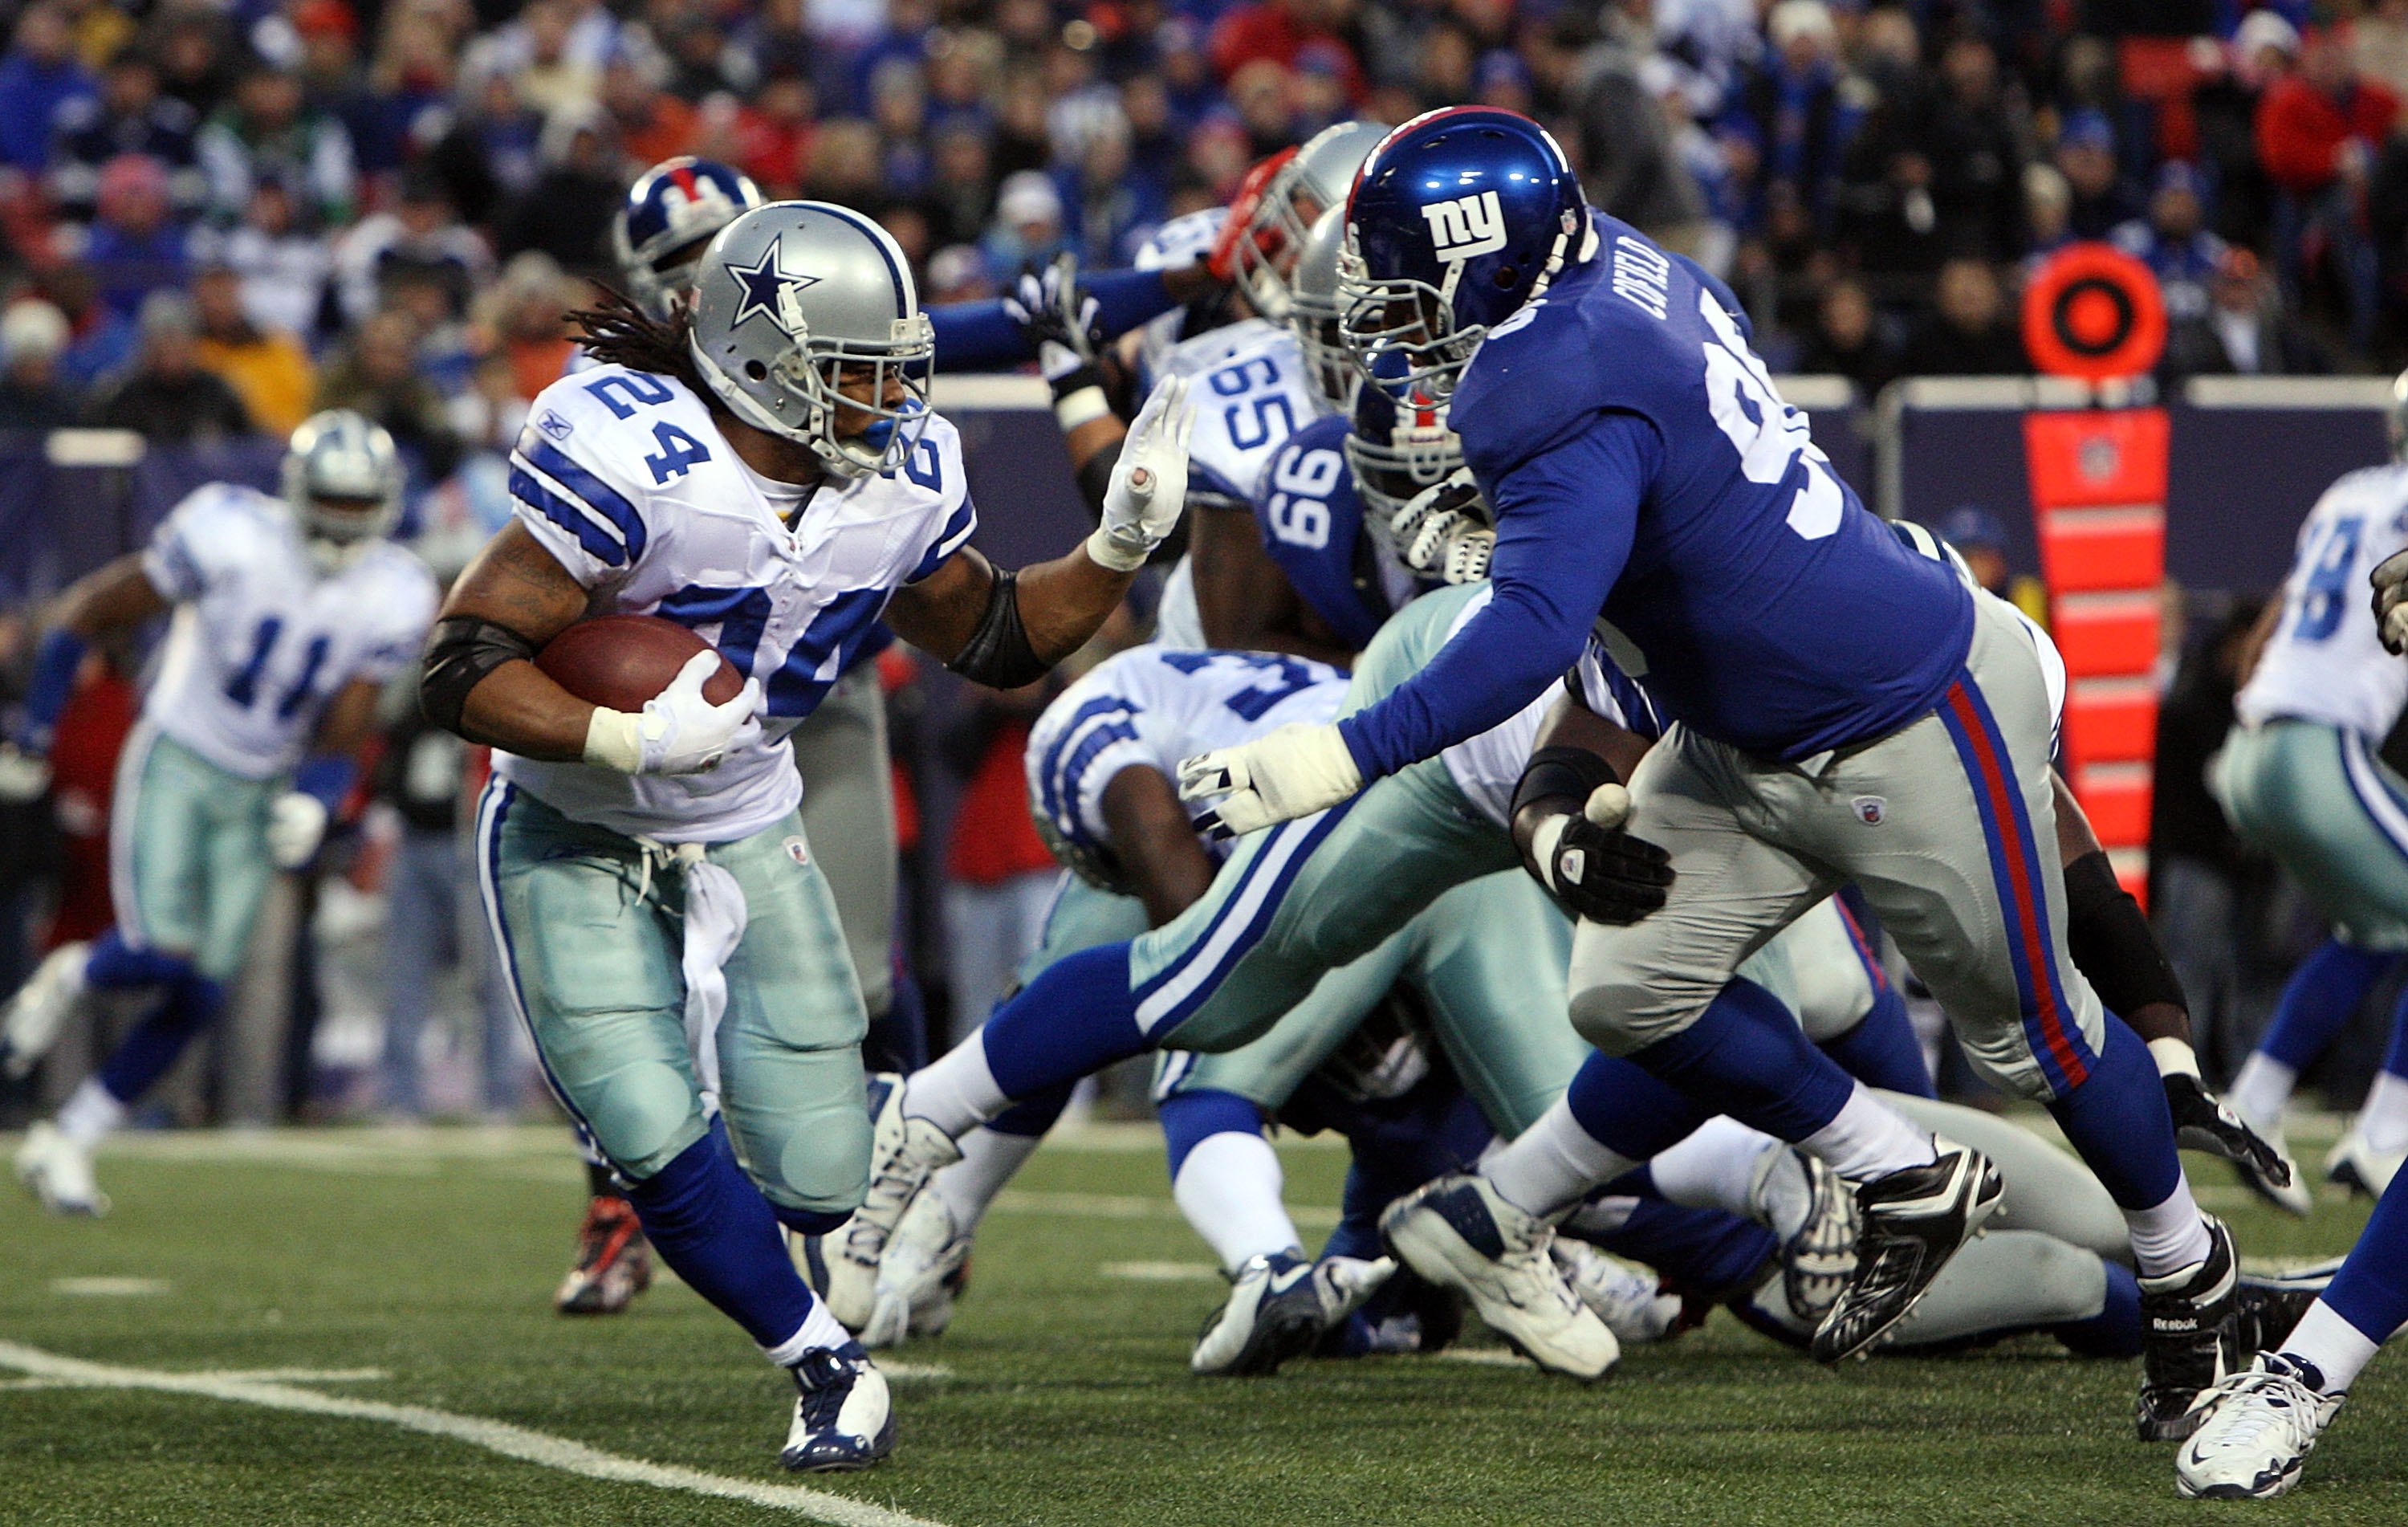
[[1422, 191, 1507, 262], [725, 234, 823, 337]]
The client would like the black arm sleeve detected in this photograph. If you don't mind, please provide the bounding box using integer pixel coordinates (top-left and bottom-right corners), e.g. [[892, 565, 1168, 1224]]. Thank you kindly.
[[2062, 849, 2187, 1019], [1511, 745, 1621, 821], [419, 616, 537, 737], [1075, 438, 1123, 521], [945, 568, 1051, 690]]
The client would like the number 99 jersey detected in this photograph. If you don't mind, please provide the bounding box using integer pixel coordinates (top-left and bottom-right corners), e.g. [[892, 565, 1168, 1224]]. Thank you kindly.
[[1027, 646, 1345, 885], [2237, 462, 2408, 740], [141, 483, 437, 780], [500, 363, 975, 843], [1251, 413, 1422, 653]]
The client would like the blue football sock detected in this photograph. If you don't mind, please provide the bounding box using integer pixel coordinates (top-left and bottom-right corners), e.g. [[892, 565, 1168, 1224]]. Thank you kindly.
[[2260, 939, 2398, 1073], [2380, 983, 2408, 1080], [624, 1121, 818, 1350], [989, 1081, 1077, 1138], [978, 943, 1149, 1101], [1817, 986, 1934, 1097], [1582, 1196, 1777, 1301], [2321, 1168, 2408, 1346], [1621, 978, 1853, 1146], [1159, 1089, 1264, 1178], [1561, 1050, 1714, 1163], [2045, 1018, 2182, 1211], [2051, 1260, 2144, 1360], [82, 928, 194, 991], [93, 965, 222, 1105]]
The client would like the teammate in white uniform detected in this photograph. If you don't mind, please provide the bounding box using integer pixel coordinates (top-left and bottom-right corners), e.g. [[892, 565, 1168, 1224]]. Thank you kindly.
[[2215, 443, 2408, 1207], [4, 413, 437, 1215], [415, 200, 1194, 1472]]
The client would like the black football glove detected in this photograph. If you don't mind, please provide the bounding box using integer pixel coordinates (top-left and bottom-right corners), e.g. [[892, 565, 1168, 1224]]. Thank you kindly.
[[1540, 807, 1674, 926], [2164, 1072, 2293, 1185]]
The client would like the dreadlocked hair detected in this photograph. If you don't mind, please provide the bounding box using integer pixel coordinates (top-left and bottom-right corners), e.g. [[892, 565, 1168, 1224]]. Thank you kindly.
[[568, 287, 705, 393]]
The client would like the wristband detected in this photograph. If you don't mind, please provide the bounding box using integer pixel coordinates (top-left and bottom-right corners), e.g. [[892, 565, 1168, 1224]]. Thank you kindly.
[[1529, 812, 1571, 894], [1084, 525, 1149, 573], [1054, 383, 1111, 432], [2147, 1037, 2201, 1081], [583, 707, 644, 772]]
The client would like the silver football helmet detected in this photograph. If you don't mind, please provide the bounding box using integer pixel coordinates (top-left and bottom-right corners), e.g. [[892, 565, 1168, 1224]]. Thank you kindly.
[[686, 201, 936, 480], [1288, 206, 1355, 413], [1345, 381, 1468, 535], [612, 157, 765, 319], [282, 409, 402, 567], [1233, 120, 1388, 323], [2390, 367, 2408, 461]]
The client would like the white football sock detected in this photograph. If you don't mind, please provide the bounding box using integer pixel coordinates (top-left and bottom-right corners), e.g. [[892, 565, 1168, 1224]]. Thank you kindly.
[[1483, 1097, 1639, 1220], [930, 1126, 1047, 1236], [2357, 1070, 2408, 1154], [2125, 1183, 2215, 1279], [762, 1294, 860, 1366], [1645, 1116, 1783, 1224], [2280, 1298, 2384, 1392], [56, 1076, 126, 1149], [1799, 1082, 1937, 1182], [2227, 1053, 2296, 1130], [1172, 1131, 1299, 1272], [899, 1033, 1012, 1139]]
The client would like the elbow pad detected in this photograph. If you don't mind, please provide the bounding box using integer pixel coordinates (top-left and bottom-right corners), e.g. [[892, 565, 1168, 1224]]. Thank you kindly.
[[946, 568, 1051, 690], [2062, 849, 2186, 1020], [420, 616, 537, 736]]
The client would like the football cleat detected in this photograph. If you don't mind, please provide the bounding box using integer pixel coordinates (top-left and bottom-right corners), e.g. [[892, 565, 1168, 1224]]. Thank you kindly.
[[0, 941, 88, 1079], [1810, 1138, 2002, 1365], [2322, 1118, 2406, 1200], [861, 1191, 974, 1350], [2234, 1272, 2328, 1360], [1194, 1248, 1319, 1376], [1551, 1240, 1681, 1345], [2226, 1109, 2313, 1218], [1381, 1173, 1619, 1382], [779, 1342, 895, 1472], [820, 1075, 962, 1331], [14, 1122, 108, 1216], [1758, 1146, 1859, 1325], [2174, 1354, 2343, 1500], [555, 1193, 653, 1315], [2138, 1216, 2241, 1442]]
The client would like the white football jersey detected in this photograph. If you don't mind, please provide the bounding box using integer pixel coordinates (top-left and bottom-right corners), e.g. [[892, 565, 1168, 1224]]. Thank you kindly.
[[499, 364, 975, 842], [1027, 645, 1345, 865], [1132, 208, 1230, 386], [1435, 587, 1666, 830], [140, 483, 437, 781], [2239, 462, 2408, 739]]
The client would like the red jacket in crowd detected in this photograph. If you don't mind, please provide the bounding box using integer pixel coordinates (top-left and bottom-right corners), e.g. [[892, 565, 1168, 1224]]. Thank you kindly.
[[2255, 75, 2402, 193]]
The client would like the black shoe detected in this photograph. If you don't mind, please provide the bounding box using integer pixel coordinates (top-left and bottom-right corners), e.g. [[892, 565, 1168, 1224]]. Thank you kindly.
[[1809, 1139, 2003, 1364], [2234, 1277, 2325, 1361], [2138, 1217, 2239, 1442]]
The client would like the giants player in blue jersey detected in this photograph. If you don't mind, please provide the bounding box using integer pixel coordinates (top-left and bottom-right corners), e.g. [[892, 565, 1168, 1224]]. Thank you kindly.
[[1167, 108, 2237, 1439]]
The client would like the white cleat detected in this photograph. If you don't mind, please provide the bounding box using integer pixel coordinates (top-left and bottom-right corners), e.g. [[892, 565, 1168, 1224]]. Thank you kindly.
[[2175, 1354, 2345, 1500], [1380, 1173, 1619, 1382], [2322, 1118, 2406, 1201], [2228, 1108, 2313, 1217], [1190, 1250, 1394, 1377], [1550, 1240, 1681, 1345], [861, 1191, 974, 1350], [779, 1342, 895, 1472], [1, 941, 88, 1079], [14, 1122, 108, 1216], [817, 1076, 961, 1332]]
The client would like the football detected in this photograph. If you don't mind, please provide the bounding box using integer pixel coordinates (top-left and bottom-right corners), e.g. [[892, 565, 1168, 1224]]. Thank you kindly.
[[534, 614, 741, 714]]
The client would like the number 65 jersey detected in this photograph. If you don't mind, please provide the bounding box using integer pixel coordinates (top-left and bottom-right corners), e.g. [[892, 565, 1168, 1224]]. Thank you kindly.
[[141, 483, 437, 780], [2237, 461, 2408, 742], [500, 362, 974, 843]]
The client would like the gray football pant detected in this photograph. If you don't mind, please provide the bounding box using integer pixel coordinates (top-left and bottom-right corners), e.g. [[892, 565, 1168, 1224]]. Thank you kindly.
[[791, 661, 897, 1020], [1568, 594, 2107, 1102]]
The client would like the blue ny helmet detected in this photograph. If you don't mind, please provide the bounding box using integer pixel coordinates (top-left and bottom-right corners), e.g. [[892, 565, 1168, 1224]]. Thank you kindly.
[[1340, 108, 1588, 402], [612, 157, 765, 317]]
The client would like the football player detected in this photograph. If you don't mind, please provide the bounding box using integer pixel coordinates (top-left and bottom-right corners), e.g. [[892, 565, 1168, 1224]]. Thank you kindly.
[[2, 413, 437, 1215], [414, 201, 1192, 1472], [1169, 108, 2235, 1439]]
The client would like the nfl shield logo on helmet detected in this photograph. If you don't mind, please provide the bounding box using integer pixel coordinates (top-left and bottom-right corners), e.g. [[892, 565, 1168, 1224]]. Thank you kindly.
[[1852, 796, 1886, 825]]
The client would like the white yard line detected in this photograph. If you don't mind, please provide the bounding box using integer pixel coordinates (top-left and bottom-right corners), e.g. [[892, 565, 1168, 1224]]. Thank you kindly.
[[1434, 1348, 1532, 1369], [0, 1341, 947, 1527], [51, 1277, 171, 1297], [1098, 1261, 1222, 1283]]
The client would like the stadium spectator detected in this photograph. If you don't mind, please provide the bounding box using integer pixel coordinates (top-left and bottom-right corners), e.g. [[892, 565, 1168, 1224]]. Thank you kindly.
[[478, 252, 581, 405], [151, 10, 233, 121], [2361, 0, 2408, 104], [196, 58, 357, 229], [1210, 0, 1363, 104], [313, 308, 460, 487], [2110, 161, 2228, 324], [2258, 26, 2400, 352], [0, 299, 79, 432], [940, 683, 1062, 1045], [1727, 2, 1853, 238], [2159, 246, 2333, 379], [462, 0, 604, 120], [83, 291, 251, 443], [602, 47, 698, 169], [47, 43, 204, 225], [190, 263, 315, 437], [983, 169, 1068, 276], [79, 154, 191, 325], [331, 166, 491, 328], [187, 177, 333, 341], [40, 266, 136, 392], [1795, 275, 1898, 397], [2055, 108, 2139, 240], [370, 683, 471, 1122], [1894, 257, 2028, 376], [0, 2, 94, 173], [2022, 162, 2074, 261], [492, 104, 622, 273], [1565, 0, 1709, 257]]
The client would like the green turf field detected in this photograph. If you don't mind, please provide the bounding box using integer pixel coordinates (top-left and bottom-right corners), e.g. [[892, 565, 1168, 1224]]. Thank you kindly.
[[2, 1119, 2397, 1526]]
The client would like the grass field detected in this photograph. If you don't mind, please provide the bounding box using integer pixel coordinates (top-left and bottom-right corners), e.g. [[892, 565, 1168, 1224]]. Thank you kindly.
[[3, 1118, 2399, 1526]]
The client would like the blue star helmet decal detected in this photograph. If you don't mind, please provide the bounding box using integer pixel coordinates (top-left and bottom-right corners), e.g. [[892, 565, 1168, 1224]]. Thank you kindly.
[[724, 234, 822, 335]]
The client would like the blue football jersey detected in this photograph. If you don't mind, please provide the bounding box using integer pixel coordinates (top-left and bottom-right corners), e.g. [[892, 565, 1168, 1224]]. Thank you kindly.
[[1446, 215, 1974, 761], [1251, 413, 1418, 653]]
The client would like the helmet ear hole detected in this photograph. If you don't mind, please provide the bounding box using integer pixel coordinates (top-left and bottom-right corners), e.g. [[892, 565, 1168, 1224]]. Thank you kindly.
[[745, 360, 768, 381], [1491, 266, 1519, 290]]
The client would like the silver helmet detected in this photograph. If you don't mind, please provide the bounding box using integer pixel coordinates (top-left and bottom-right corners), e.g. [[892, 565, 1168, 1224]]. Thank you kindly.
[[1344, 379, 1468, 539], [282, 409, 403, 564], [2390, 367, 2408, 461], [1233, 120, 1388, 322], [1288, 206, 1355, 413], [686, 201, 936, 480], [612, 157, 765, 318]]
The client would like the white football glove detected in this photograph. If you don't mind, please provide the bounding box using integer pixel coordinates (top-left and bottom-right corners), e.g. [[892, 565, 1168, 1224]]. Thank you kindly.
[[266, 791, 330, 870], [1177, 720, 1362, 839], [2374, 546, 2408, 654], [0, 743, 51, 803], [1088, 376, 1196, 572], [1389, 468, 1494, 584], [583, 650, 763, 776]]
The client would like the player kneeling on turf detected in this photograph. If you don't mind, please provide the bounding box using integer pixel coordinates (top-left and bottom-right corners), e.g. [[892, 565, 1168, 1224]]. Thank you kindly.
[[417, 201, 1192, 1472]]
